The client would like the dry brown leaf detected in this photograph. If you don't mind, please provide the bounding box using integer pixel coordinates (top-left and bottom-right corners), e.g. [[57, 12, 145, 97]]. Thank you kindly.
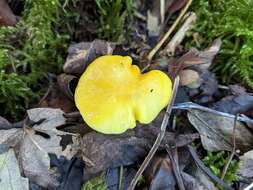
[[63, 40, 115, 75]]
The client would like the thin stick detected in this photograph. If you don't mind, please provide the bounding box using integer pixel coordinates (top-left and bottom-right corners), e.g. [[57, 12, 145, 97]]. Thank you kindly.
[[173, 102, 253, 124], [118, 165, 124, 190], [166, 146, 185, 190], [147, 0, 193, 61], [243, 182, 253, 190], [127, 76, 180, 190], [164, 12, 197, 56], [221, 114, 238, 179], [160, 0, 165, 24]]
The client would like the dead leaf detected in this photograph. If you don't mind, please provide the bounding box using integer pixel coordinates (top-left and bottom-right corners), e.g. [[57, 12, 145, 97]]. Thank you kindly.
[[191, 168, 218, 190], [188, 109, 253, 152], [179, 69, 200, 87], [189, 71, 219, 104], [182, 172, 211, 190], [145, 149, 190, 190], [0, 146, 29, 190], [168, 38, 222, 79], [63, 40, 115, 75], [81, 124, 199, 177], [0, 0, 17, 26], [145, 153, 176, 190], [238, 150, 253, 178], [0, 128, 23, 147], [167, 0, 188, 15], [211, 94, 253, 115], [57, 74, 78, 100], [193, 38, 222, 71], [39, 84, 76, 114], [50, 154, 84, 190], [0, 116, 11, 129], [19, 108, 80, 189]]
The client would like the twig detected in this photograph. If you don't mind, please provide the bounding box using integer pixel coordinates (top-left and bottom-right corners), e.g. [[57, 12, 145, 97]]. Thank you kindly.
[[160, 0, 165, 24], [164, 12, 197, 56], [187, 145, 234, 190], [243, 182, 253, 190], [166, 146, 185, 190], [118, 165, 123, 190], [221, 114, 238, 180], [173, 102, 253, 124], [147, 0, 193, 61], [127, 76, 180, 190]]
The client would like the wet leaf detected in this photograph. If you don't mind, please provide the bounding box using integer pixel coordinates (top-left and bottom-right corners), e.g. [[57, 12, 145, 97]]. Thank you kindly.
[[0, 146, 29, 190], [179, 69, 200, 87], [188, 109, 253, 152], [57, 74, 78, 100], [145, 153, 176, 190], [0, 128, 23, 147], [50, 154, 84, 190], [19, 108, 80, 189], [182, 172, 211, 190], [63, 40, 115, 75], [0, 116, 11, 129], [81, 124, 199, 177], [189, 71, 219, 104], [211, 94, 253, 115], [191, 168, 218, 190], [0, 0, 17, 26], [39, 82, 76, 113], [238, 150, 253, 178]]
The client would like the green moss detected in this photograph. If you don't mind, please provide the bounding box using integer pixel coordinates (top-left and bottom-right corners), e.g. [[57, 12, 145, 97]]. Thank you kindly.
[[203, 151, 239, 186], [190, 0, 253, 88], [95, 0, 133, 42], [0, 0, 74, 119]]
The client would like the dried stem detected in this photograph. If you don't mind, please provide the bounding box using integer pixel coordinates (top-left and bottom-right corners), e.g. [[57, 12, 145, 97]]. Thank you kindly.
[[166, 146, 185, 190], [164, 12, 197, 56], [173, 102, 253, 124], [221, 114, 238, 179], [127, 76, 180, 190], [147, 0, 193, 61]]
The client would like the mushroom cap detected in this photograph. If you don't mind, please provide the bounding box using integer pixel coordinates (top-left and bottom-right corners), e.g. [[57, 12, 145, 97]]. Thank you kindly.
[[74, 55, 172, 134]]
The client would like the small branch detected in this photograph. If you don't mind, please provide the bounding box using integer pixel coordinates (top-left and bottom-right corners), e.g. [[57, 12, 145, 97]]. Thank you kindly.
[[127, 76, 180, 190], [243, 182, 253, 190], [164, 12, 197, 56], [166, 146, 185, 190], [221, 114, 238, 180], [173, 102, 253, 124], [160, 0, 165, 24], [118, 165, 124, 190], [147, 0, 193, 61]]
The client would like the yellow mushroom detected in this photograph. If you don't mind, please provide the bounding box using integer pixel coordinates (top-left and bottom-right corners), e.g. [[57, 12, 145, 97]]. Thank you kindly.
[[74, 55, 172, 134]]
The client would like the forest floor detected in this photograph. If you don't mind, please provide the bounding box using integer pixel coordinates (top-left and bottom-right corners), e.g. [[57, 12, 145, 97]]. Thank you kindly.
[[0, 0, 253, 190]]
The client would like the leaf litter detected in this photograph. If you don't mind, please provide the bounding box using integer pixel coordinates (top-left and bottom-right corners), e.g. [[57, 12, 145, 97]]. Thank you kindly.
[[1, 1, 253, 189]]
